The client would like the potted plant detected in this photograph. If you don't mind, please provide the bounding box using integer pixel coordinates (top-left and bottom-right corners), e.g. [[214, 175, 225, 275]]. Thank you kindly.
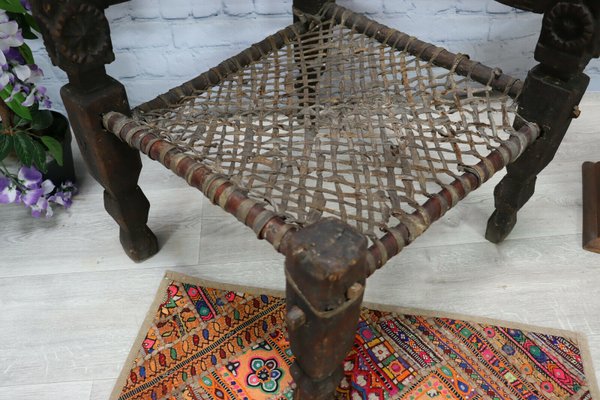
[[0, 0, 76, 217]]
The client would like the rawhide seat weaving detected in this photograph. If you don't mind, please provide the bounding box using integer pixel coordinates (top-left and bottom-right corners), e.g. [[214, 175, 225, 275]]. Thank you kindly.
[[104, 6, 538, 251], [29, 0, 599, 398]]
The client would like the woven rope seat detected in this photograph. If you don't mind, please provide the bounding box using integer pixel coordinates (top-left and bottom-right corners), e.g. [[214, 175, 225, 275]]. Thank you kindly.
[[103, 4, 539, 272]]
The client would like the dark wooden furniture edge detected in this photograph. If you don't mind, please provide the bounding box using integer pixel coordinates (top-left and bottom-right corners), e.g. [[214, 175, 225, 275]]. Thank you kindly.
[[583, 162, 600, 254]]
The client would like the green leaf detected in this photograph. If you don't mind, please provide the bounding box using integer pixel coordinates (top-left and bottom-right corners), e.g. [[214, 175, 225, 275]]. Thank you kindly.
[[13, 132, 34, 166], [30, 109, 53, 131], [20, 24, 37, 40], [31, 139, 47, 173], [13, 115, 27, 128], [0, 135, 13, 162], [0, 85, 32, 121], [24, 13, 41, 35], [19, 43, 35, 65], [0, 0, 26, 13], [17, 14, 39, 39], [40, 135, 63, 166], [170, 348, 178, 360]]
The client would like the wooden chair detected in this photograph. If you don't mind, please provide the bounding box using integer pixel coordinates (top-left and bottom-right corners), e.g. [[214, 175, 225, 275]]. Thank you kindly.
[[29, 1, 599, 398]]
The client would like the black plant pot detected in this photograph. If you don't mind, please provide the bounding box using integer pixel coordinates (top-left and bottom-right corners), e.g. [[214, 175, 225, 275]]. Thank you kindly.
[[43, 111, 76, 186]]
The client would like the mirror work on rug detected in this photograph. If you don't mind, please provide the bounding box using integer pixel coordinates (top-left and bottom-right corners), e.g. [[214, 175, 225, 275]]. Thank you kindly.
[[112, 274, 597, 400]]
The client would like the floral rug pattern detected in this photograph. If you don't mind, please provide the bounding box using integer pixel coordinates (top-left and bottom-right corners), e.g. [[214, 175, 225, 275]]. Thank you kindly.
[[113, 273, 598, 400]]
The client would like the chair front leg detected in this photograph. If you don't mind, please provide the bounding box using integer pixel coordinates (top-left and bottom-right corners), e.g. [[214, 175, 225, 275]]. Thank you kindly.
[[284, 218, 367, 400]]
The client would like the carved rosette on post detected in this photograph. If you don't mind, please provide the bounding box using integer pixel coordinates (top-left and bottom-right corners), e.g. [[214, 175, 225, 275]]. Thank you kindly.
[[495, 0, 599, 79], [538, 1, 599, 78], [545, 3, 595, 53], [29, 0, 115, 78]]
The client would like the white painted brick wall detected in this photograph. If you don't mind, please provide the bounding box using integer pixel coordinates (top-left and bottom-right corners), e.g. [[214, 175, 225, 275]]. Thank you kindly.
[[32, 0, 600, 113]]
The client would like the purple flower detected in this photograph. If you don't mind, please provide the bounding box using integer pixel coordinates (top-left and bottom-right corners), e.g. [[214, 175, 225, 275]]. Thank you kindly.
[[20, 0, 31, 11], [13, 64, 31, 81], [49, 191, 70, 208], [0, 66, 12, 90], [0, 175, 18, 204], [30, 195, 52, 218], [41, 178, 55, 194], [0, 14, 24, 51], [0, 10, 51, 109], [20, 186, 42, 206], [1, 166, 76, 217], [50, 192, 69, 207], [17, 165, 42, 189], [4, 47, 24, 64], [49, 181, 77, 209], [59, 181, 77, 194], [20, 178, 53, 207], [23, 85, 46, 107]]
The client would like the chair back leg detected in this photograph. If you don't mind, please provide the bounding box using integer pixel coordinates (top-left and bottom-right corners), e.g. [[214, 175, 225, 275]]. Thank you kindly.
[[30, 1, 159, 261], [486, 0, 599, 242]]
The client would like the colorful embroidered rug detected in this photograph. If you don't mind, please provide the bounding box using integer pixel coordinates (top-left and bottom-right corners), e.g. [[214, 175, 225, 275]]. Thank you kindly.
[[111, 271, 599, 400]]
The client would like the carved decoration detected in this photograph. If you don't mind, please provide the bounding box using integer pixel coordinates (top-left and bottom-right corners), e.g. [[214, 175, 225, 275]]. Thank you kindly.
[[544, 2, 595, 53], [52, 2, 111, 64], [29, 0, 115, 73], [494, 0, 599, 78], [533, 0, 599, 78]]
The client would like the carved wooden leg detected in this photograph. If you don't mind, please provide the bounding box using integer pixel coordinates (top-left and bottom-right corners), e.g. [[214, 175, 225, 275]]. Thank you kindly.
[[28, 1, 159, 262], [284, 218, 367, 400], [62, 77, 159, 262], [485, 67, 590, 243]]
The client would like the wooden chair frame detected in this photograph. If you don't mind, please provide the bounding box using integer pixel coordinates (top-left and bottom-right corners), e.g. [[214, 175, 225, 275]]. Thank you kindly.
[[29, 1, 599, 398]]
